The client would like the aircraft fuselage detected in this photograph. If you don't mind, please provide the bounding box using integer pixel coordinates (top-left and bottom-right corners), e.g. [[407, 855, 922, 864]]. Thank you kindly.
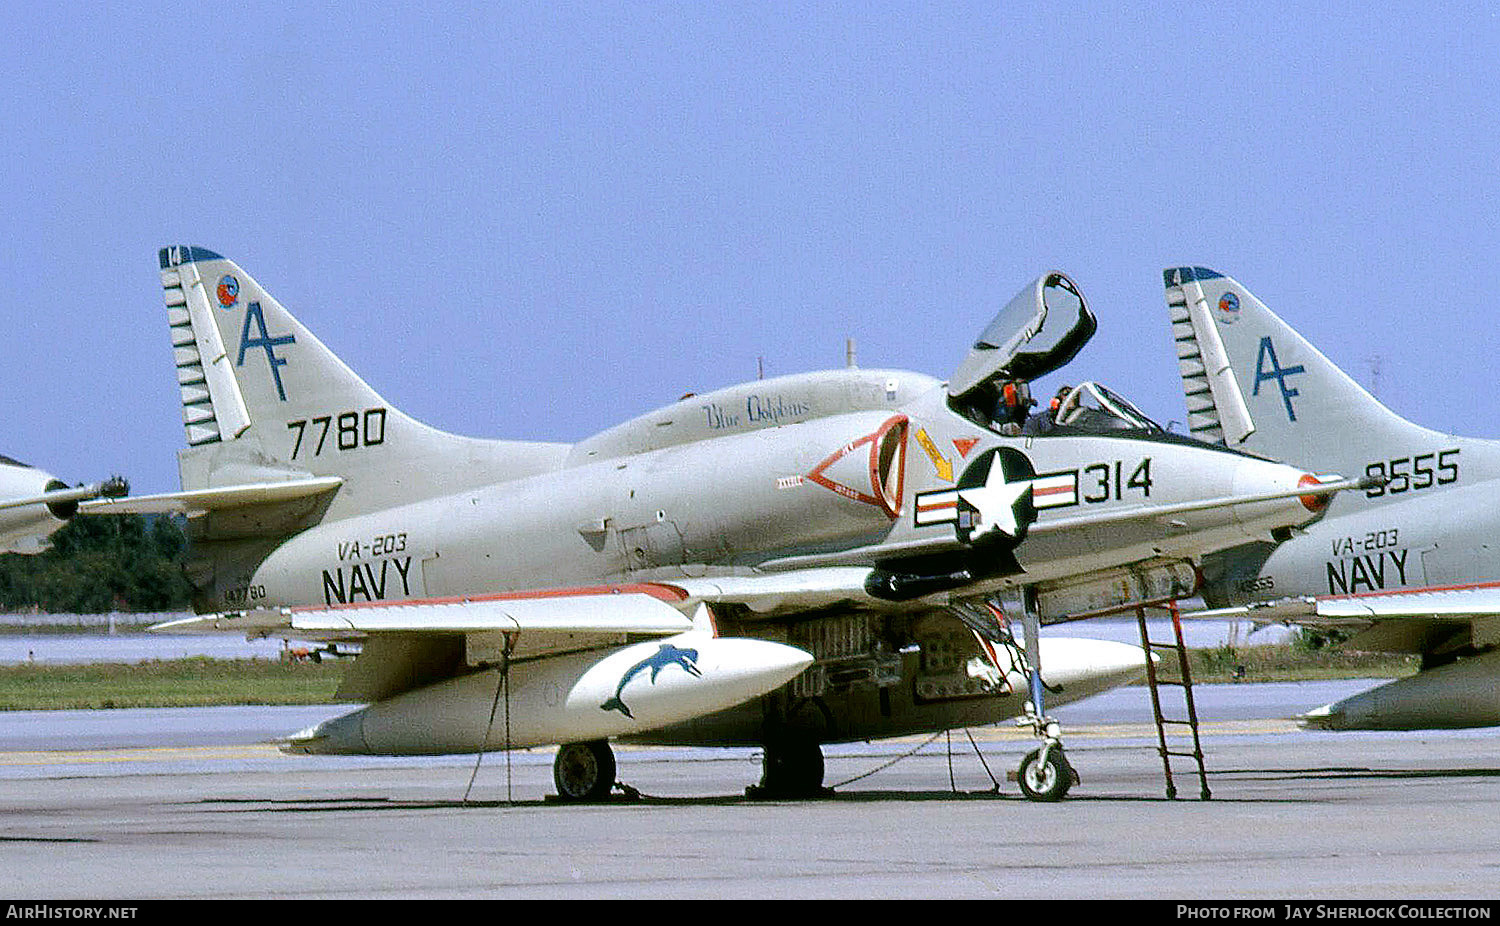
[[238, 374, 1322, 617]]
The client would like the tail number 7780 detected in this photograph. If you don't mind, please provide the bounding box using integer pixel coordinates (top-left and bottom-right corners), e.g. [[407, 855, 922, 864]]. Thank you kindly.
[[288, 408, 387, 459]]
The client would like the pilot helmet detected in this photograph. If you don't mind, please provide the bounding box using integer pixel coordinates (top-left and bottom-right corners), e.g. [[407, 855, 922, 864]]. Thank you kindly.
[[1001, 380, 1034, 412]]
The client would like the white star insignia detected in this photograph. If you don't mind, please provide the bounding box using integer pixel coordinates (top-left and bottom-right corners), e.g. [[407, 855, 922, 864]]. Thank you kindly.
[[958, 461, 1031, 540]]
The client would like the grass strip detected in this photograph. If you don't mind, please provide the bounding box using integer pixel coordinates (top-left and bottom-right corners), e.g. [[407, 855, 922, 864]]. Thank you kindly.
[[1159, 643, 1416, 684], [0, 644, 1417, 711], [0, 657, 344, 710]]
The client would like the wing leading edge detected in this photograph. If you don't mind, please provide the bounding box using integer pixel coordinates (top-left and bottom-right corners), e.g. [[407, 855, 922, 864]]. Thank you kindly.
[[151, 584, 695, 651]]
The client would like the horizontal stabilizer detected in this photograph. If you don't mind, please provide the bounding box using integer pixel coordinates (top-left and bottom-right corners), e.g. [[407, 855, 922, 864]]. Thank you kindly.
[[1194, 581, 1500, 626], [80, 476, 343, 515]]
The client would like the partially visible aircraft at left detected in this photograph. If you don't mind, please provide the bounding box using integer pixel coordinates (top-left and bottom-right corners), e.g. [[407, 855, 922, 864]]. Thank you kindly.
[[117, 246, 1371, 803], [0, 458, 127, 554]]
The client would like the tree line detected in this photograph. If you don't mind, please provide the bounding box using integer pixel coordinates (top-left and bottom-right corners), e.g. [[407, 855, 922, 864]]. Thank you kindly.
[[0, 515, 193, 613]]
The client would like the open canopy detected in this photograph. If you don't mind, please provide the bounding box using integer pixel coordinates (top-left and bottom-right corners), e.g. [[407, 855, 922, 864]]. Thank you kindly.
[[947, 271, 1097, 401]]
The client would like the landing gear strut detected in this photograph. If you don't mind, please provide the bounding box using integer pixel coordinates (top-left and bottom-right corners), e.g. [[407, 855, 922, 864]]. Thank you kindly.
[[1015, 589, 1075, 801], [553, 739, 616, 801]]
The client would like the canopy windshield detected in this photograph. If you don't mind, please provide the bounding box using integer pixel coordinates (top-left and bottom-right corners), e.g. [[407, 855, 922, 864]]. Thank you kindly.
[[1054, 381, 1163, 433]]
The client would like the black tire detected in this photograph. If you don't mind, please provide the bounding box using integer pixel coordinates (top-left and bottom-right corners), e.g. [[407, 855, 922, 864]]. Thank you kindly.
[[1018, 747, 1072, 802], [553, 740, 616, 801], [758, 736, 825, 797]]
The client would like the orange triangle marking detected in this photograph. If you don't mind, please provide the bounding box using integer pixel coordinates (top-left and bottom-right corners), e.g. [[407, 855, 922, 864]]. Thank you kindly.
[[953, 437, 979, 459]]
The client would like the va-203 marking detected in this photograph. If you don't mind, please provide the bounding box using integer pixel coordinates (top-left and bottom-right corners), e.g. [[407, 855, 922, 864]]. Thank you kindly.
[[1322, 523, 1412, 596], [1330, 529, 1400, 556], [336, 531, 408, 562]]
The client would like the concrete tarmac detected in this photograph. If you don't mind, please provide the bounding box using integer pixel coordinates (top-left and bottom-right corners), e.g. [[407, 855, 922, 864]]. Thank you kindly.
[[1, 682, 1497, 899]]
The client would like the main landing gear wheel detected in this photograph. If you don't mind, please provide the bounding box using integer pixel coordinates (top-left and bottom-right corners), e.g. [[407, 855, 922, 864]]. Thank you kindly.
[[1018, 746, 1074, 802], [751, 737, 826, 798], [553, 740, 617, 802]]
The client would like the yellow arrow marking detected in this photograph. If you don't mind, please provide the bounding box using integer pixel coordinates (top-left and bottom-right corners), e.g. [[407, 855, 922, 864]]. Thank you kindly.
[[915, 428, 953, 482]]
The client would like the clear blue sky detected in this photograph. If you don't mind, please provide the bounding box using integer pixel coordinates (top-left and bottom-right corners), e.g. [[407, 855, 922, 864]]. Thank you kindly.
[[2, 3, 1496, 493]]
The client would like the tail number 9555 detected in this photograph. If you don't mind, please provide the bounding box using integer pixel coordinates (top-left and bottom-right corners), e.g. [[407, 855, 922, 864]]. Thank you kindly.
[[1364, 449, 1458, 497]]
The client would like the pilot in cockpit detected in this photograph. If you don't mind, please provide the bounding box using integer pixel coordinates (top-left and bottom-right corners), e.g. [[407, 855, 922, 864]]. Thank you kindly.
[[1022, 384, 1071, 436], [992, 380, 1034, 435]]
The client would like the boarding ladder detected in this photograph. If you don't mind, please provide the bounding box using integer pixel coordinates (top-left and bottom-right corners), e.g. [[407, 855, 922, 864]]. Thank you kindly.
[[1134, 600, 1211, 800]]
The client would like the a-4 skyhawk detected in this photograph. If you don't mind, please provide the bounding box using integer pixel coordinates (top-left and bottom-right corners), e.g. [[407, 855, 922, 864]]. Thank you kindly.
[[0, 458, 126, 554], [124, 247, 1365, 801], [1165, 266, 1500, 731]]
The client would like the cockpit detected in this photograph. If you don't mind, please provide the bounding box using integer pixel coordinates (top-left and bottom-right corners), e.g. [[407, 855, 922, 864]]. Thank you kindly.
[[947, 272, 1165, 438]]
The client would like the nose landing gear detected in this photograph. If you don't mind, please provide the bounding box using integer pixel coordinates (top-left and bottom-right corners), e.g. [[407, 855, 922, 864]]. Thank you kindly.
[[1015, 590, 1075, 802], [1015, 718, 1076, 802]]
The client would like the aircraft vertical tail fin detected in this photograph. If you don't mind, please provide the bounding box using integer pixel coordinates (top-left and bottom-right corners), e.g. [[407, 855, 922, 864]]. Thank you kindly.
[[157, 246, 569, 507], [1162, 267, 1450, 482], [163, 248, 254, 448], [160, 245, 401, 459], [1164, 268, 1256, 447]]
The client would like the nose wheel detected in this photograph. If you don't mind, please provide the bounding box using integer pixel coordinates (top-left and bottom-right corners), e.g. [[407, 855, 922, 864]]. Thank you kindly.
[[1018, 743, 1075, 802]]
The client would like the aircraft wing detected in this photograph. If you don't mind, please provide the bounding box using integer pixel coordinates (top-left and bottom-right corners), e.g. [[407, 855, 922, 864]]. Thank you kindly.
[[1191, 581, 1500, 654], [151, 572, 882, 642], [153, 585, 692, 647], [151, 585, 709, 701]]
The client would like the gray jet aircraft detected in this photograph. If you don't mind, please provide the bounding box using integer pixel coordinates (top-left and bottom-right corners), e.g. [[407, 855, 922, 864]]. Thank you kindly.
[[116, 247, 1365, 802], [0, 458, 126, 553], [1165, 267, 1500, 730]]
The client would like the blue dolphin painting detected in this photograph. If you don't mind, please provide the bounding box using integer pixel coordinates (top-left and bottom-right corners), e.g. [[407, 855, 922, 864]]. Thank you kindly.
[[600, 643, 702, 719]]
